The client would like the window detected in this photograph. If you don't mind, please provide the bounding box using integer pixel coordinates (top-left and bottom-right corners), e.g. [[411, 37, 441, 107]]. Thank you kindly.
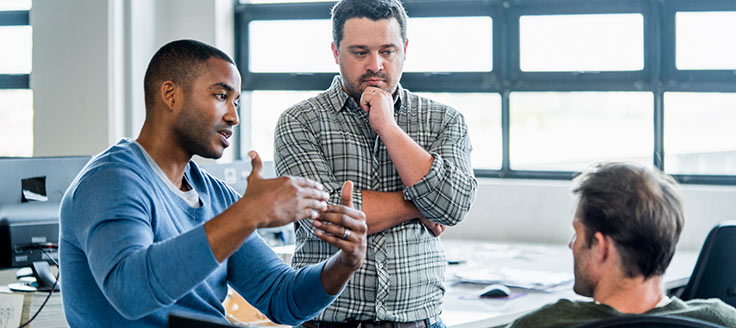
[[510, 92, 652, 171], [520, 14, 643, 72], [249, 19, 334, 73], [0, 2, 32, 156], [405, 17, 492, 72], [415, 92, 501, 169], [676, 12, 736, 70], [664, 93, 736, 175], [236, 0, 736, 185], [248, 90, 321, 161]]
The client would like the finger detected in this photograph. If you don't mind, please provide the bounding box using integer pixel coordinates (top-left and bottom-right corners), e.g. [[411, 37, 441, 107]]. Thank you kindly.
[[305, 199, 328, 211], [360, 90, 375, 112], [300, 187, 329, 201], [299, 208, 320, 220], [247, 151, 263, 181], [313, 220, 353, 241], [314, 229, 353, 249], [341, 180, 354, 208], [294, 176, 324, 191], [431, 225, 442, 237], [319, 206, 366, 231]]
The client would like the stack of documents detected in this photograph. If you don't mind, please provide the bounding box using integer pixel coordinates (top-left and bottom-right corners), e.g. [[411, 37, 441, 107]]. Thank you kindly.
[[454, 267, 573, 291]]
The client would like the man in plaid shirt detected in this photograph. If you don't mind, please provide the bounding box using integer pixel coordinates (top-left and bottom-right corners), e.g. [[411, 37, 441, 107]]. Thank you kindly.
[[274, 1, 477, 327]]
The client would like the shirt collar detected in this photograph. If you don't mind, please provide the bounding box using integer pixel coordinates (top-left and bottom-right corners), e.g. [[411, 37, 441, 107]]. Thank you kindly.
[[327, 75, 404, 113]]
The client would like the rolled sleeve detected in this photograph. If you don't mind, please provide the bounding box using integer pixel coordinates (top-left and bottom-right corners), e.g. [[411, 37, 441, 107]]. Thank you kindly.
[[403, 112, 477, 226]]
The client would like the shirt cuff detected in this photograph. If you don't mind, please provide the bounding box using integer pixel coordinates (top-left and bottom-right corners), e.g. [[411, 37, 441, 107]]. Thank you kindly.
[[403, 152, 444, 202]]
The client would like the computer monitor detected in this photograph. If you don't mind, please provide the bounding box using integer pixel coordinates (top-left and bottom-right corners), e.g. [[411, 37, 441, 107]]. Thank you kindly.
[[168, 312, 238, 328], [0, 156, 91, 268]]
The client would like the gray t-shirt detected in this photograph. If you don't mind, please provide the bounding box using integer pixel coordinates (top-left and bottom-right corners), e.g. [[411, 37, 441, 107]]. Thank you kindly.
[[509, 297, 736, 328]]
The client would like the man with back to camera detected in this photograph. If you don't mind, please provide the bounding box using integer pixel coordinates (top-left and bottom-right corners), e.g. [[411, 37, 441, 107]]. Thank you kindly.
[[274, 0, 477, 327], [509, 163, 736, 328], [59, 39, 368, 327]]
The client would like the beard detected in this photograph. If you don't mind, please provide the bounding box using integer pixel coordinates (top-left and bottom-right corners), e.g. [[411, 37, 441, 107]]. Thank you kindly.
[[172, 102, 225, 159], [343, 70, 395, 100], [572, 257, 596, 297]]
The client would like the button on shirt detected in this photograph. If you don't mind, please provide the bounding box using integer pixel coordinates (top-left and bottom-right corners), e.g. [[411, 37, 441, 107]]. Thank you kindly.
[[274, 76, 477, 322]]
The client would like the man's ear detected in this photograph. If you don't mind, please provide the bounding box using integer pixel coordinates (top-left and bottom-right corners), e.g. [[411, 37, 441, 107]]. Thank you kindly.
[[592, 231, 610, 264], [331, 42, 339, 65], [403, 38, 409, 59], [160, 80, 177, 111]]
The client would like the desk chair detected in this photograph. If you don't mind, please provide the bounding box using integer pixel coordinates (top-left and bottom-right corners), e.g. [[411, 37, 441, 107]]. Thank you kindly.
[[680, 221, 736, 307], [568, 315, 725, 328]]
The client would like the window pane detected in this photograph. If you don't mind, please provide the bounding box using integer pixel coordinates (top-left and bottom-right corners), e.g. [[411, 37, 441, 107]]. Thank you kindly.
[[0, 0, 31, 10], [242, 0, 333, 3], [249, 90, 321, 161], [676, 12, 736, 70], [249, 20, 336, 73], [664, 93, 736, 175], [0, 90, 33, 156], [520, 14, 643, 72], [415, 93, 501, 169], [404, 17, 492, 72], [0, 26, 32, 74], [510, 92, 652, 171]]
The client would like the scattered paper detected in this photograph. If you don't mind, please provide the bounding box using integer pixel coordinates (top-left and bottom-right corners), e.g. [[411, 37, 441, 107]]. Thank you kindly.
[[0, 293, 23, 328], [455, 267, 573, 290]]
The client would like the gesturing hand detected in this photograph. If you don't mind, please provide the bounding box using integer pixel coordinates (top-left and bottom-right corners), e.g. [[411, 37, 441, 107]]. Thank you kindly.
[[240, 151, 329, 228], [313, 181, 367, 270]]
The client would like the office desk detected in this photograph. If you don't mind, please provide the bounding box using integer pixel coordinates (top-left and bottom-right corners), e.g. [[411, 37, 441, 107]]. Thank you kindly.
[[0, 267, 66, 328], [439, 240, 698, 328]]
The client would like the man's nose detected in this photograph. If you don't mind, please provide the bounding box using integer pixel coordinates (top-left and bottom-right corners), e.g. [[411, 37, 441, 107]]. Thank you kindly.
[[366, 52, 384, 73], [225, 102, 239, 126]]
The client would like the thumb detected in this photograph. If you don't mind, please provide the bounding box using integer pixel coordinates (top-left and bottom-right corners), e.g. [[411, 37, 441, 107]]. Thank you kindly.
[[247, 151, 263, 182], [340, 180, 354, 208]]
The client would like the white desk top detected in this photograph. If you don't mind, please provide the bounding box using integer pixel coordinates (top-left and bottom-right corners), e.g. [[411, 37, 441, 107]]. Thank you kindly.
[[439, 240, 698, 328]]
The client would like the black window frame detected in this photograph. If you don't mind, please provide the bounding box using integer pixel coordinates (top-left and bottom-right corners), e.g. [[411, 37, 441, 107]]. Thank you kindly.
[[234, 0, 736, 185], [0, 10, 30, 89]]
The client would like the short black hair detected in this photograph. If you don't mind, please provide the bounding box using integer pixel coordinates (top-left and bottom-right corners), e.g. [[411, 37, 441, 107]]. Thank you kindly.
[[331, 0, 408, 47], [143, 39, 234, 109], [573, 163, 684, 279]]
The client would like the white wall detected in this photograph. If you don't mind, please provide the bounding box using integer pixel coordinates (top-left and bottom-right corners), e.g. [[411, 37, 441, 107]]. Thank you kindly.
[[445, 178, 736, 251], [28, 1, 736, 249], [31, 0, 235, 158], [31, 0, 117, 156]]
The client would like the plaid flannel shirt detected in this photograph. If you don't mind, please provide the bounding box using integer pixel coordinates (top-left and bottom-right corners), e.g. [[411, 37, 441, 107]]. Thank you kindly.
[[274, 76, 477, 322]]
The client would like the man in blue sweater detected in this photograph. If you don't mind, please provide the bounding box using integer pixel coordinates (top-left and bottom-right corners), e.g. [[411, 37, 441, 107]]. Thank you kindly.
[[59, 39, 367, 327]]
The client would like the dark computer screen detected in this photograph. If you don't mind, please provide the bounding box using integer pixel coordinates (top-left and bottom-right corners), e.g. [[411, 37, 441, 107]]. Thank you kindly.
[[0, 156, 91, 267]]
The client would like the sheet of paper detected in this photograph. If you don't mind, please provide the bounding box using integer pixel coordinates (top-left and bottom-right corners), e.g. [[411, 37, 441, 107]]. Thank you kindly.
[[0, 293, 24, 328], [455, 267, 573, 290]]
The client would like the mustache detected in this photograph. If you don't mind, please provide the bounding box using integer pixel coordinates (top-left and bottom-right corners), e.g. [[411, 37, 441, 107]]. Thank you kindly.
[[360, 72, 390, 82]]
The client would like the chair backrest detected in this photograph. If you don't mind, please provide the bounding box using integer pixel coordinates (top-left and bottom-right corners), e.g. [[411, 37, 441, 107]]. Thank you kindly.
[[680, 221, 736, 307], [569, 314, 725, 328]]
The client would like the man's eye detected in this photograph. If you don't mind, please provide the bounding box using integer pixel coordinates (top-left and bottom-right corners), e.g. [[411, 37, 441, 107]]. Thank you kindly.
[[353, 51, 367, 57], [382, 50, 394, 56], [215, 94, 227, 101]]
